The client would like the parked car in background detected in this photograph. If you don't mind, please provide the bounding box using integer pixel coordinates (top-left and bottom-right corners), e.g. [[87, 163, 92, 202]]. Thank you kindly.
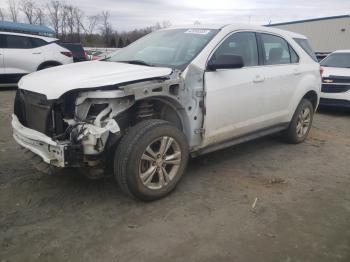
[[12, 24, 321, 201], [315, 52, 330, 62], [85, 48, 119, 60], [57, 42, 88, 62], [319, 50, 350, 108], [0, 31, 73, 87], [85, 50, 103, 60]]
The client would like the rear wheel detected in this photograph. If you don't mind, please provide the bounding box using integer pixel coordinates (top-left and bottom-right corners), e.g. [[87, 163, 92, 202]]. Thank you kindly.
[[114, 120, 189, 201], [282, 99, 314, 144]]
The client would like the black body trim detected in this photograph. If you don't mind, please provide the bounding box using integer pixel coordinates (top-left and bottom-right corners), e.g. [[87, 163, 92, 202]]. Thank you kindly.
[[0, 73, 26, 84], [192, 123, 289, 157]]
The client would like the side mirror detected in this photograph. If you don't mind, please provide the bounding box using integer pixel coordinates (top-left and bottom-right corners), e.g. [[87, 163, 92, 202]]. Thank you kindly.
[[207, 54, 244, 71]]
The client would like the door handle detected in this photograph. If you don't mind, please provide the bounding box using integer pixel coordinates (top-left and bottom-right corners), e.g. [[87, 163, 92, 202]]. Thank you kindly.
[[32, 52, 42, 55], [253, 75, 265, 83]]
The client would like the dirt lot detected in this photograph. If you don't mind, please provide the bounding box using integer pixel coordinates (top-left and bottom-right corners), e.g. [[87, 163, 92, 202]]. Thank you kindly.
[[0, 89, 349, 262]]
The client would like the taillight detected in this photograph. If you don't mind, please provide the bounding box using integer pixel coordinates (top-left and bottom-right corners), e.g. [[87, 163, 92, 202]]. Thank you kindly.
[[61, 51, 72, 57], [320, 66, 324, 77], [84, 51, 88, 60]]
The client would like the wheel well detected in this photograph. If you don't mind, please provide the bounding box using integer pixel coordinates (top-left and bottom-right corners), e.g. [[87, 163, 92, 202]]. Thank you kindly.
[[302, 91, 318, 110], [37, 61, 62, 71], [127, 98, 184, 132]]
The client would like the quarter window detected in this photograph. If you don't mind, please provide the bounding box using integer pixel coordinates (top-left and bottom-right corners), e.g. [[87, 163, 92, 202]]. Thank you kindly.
[[212, 32, 259, 67], [261, 34, 293, 65]]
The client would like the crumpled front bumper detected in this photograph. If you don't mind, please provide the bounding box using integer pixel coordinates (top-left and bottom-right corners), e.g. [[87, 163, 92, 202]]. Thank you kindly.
[[12, 114, 69, 167]]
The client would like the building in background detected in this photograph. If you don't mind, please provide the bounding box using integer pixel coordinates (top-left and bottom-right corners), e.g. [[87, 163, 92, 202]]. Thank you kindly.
[[268, 15, 350, 54]]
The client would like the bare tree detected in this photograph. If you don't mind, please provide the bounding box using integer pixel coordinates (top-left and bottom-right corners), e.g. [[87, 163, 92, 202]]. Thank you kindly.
[[0, 8, 5, 22], [20, 0, 37, 24], [85, 15, 100, 35], [74, 7, 84, 40], [35, 7, 45, 25], [65, 5, 75, 40], [46, 0, 61, 37], [100, 11, 112, 45], [161, 20, 172, 28], [8, 0, 19, 22]]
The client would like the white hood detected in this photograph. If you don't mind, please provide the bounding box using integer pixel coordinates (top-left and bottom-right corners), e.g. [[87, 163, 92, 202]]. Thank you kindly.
[[19, 61, 173, 99], [322, 67, 350, 78]]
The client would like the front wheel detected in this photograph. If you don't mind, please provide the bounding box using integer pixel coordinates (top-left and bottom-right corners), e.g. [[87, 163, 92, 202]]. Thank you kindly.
[[282, 99, 314, 144], [114, 120, 189, 201]]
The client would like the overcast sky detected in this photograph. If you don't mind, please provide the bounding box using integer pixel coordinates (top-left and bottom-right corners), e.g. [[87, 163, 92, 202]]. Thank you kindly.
[[1, 0, 349, 31]]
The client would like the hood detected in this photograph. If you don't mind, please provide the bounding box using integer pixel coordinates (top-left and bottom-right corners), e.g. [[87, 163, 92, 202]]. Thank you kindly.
[[322, 67, 350, 78], [19, 61, 173, 99]]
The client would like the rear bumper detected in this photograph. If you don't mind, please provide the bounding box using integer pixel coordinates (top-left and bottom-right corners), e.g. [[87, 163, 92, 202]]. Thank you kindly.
[[12, 114, 70, 167]]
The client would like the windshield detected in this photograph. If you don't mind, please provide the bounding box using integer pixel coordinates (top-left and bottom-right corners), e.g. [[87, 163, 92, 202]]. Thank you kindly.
[[320, 53, 350, 68], [106, 29, 219, 69]]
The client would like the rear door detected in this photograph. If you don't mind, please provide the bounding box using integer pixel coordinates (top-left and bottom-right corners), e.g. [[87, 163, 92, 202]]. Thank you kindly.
[[3, 34, 44, 74], [255, 33, 301, 123]]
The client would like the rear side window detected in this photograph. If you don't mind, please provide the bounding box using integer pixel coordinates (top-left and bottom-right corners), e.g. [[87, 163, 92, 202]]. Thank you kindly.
[[5, 35, 33, 49], [294, 38, 317, 62], [31, 38, 48, 48], [260, 33, 293, 65], [289, 46, 300, 63], [213, 32, 259, 67], [3, 35, 48, 49]]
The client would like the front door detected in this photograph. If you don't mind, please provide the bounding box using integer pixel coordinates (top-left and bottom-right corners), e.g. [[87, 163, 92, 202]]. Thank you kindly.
[[203, 32, 266, 146]]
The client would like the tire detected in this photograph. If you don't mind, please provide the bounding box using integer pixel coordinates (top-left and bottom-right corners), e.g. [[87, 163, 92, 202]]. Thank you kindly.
[[114, 119, 189, 201], [282, 98, 314, 144], [38, 64, 59, 71]]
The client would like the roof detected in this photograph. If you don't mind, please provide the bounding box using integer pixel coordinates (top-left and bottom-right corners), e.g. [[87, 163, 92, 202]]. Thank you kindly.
[[0, 21, 55, 37], [168, 23, 307, 38], [267, 14, 350, 27]]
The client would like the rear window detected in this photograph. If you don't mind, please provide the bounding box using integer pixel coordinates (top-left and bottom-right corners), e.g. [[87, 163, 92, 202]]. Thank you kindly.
[[320, 53, 350, 68], [294, 38, 317, 62]]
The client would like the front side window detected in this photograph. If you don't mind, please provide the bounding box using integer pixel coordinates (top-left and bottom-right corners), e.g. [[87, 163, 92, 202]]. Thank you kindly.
[[212, 32, 259, 67], [261, 33, 293, 65], [107, 29, 219, 70], [320, 53, 350, 68], [5, 35, 34, 49]]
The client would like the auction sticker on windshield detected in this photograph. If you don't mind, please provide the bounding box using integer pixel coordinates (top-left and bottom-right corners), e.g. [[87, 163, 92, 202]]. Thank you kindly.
[[185, 29, 211, 35]]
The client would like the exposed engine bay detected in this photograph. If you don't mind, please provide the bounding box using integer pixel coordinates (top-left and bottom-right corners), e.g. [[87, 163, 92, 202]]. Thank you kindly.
[[13, 67, 206, 173]]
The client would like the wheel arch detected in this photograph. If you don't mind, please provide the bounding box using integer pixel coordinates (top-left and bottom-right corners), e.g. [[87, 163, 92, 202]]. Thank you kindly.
[[37, 61, 62, 71], [302, 90, 318, 110], [130, 96, 192, 142]]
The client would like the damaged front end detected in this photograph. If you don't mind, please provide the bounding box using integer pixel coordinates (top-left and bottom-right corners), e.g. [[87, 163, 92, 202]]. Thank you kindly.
[[13, 88, 134, 171]]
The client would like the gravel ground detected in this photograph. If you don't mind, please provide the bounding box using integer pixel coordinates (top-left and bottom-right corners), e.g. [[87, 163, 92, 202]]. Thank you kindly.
[[0, 89, 349, 262]]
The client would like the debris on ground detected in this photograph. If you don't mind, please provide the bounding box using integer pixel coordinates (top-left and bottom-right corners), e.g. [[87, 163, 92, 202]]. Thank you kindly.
[[268, 177, 287, 185], [251, 197, 258, 210]]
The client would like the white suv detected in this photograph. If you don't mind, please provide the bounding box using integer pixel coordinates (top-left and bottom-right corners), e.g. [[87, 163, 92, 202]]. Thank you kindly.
[[319, 50, 350, 108], [12, 24, 321, 200], [0, 31, 73, 87]]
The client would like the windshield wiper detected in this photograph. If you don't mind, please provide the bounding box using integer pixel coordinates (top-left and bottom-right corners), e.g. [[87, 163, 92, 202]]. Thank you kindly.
[[118, 60, 154, 67]]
